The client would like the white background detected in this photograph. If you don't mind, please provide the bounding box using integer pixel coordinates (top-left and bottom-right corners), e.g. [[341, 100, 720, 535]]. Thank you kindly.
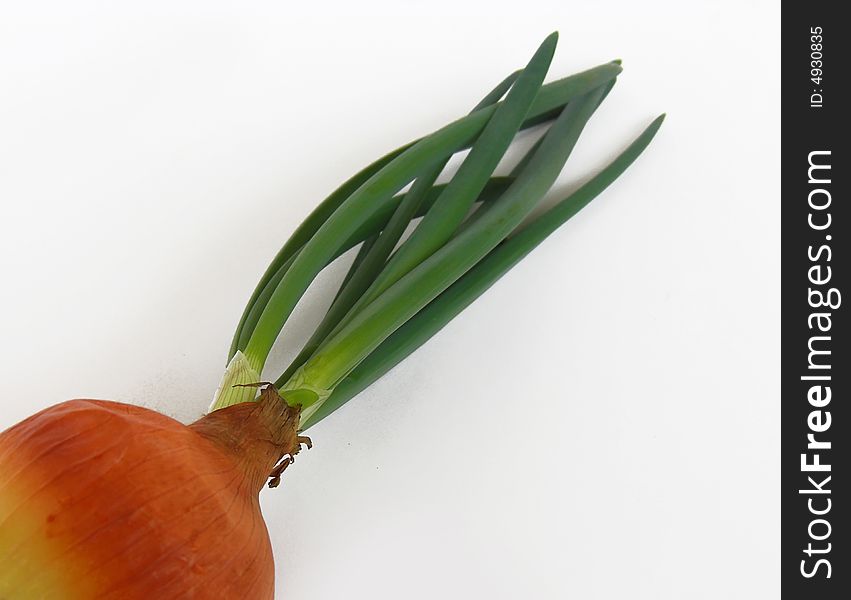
[[0, 1, 779, 598]]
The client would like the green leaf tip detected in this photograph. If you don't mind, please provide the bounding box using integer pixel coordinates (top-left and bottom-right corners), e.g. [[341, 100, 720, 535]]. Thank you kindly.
[[649, 113, 666, 130], [535, 31, 559, 61]]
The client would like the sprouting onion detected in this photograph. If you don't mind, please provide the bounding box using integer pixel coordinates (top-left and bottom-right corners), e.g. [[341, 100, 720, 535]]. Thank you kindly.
[[0, 33, 662, 599]]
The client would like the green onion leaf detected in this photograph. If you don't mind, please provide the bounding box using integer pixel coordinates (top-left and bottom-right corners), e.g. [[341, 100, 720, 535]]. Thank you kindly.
[[285, 84, 609, 411], [242, 52, 620, 374], [347, 33, 558, 311], [277, 70, 524, 383], [300, 114, 665, 429], [227, 144, 409, 360]]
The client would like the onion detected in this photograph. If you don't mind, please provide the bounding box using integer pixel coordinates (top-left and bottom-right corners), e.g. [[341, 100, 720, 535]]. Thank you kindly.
[[0, 386, 308, 599], [0, 32, 663, 597]]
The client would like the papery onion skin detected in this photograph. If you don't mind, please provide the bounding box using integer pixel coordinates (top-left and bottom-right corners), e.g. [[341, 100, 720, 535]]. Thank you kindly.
[[0, 389, 303, 599]]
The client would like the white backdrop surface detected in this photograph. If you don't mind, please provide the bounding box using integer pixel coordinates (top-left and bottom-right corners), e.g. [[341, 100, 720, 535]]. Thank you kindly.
[[0, 1, 779, 598]]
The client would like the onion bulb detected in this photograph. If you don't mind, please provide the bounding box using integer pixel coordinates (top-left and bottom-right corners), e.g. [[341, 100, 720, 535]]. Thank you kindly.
[[0, 386, 309, 599]]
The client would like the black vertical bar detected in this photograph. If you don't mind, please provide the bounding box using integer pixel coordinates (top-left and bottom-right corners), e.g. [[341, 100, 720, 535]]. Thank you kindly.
[[782, 4, 847, 598]]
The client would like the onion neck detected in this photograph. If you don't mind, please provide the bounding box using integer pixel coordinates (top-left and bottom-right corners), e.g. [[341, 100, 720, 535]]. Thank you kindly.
[[190, 385, 308, 494], [209, 351, 263, 411], [210, 350, 335, 430]]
